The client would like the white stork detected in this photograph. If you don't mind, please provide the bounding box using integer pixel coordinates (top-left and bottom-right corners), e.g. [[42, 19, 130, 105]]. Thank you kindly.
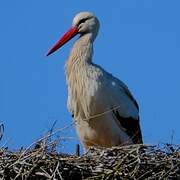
[[47, 12, 143, 149]]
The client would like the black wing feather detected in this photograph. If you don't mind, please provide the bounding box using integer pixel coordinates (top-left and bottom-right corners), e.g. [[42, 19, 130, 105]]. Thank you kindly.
[[113, 110, 143, 144]]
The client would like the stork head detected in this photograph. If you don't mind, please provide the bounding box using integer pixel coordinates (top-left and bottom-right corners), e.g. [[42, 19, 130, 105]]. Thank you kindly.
[[72, 12, 100, 39], [46, 12, 100, 56]]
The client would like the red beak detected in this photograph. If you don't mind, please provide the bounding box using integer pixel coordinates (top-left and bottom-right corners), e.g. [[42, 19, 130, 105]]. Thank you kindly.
[[46, 27, 78, 56]]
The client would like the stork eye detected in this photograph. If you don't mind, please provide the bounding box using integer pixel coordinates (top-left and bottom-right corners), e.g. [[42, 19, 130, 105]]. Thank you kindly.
[[78, 18, 88, 25]]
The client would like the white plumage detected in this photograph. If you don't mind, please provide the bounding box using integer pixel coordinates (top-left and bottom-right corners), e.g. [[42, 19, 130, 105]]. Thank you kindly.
[[47, 12, 143, 149]]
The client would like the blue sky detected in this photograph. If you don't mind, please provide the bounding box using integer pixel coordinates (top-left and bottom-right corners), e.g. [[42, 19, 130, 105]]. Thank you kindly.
[[0, 1, 179, 153]]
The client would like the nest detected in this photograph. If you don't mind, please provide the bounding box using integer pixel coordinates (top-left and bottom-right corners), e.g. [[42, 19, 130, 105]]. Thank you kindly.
[[0, 142, 179, 180]]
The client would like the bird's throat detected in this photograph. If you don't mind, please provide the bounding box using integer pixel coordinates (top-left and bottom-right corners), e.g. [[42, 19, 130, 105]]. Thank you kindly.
[[65, 33, 93, 78]]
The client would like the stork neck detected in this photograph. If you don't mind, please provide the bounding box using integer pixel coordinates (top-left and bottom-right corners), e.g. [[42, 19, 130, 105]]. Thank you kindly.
[[70, 33, 93, 63], [65, 33, 95, 81]]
